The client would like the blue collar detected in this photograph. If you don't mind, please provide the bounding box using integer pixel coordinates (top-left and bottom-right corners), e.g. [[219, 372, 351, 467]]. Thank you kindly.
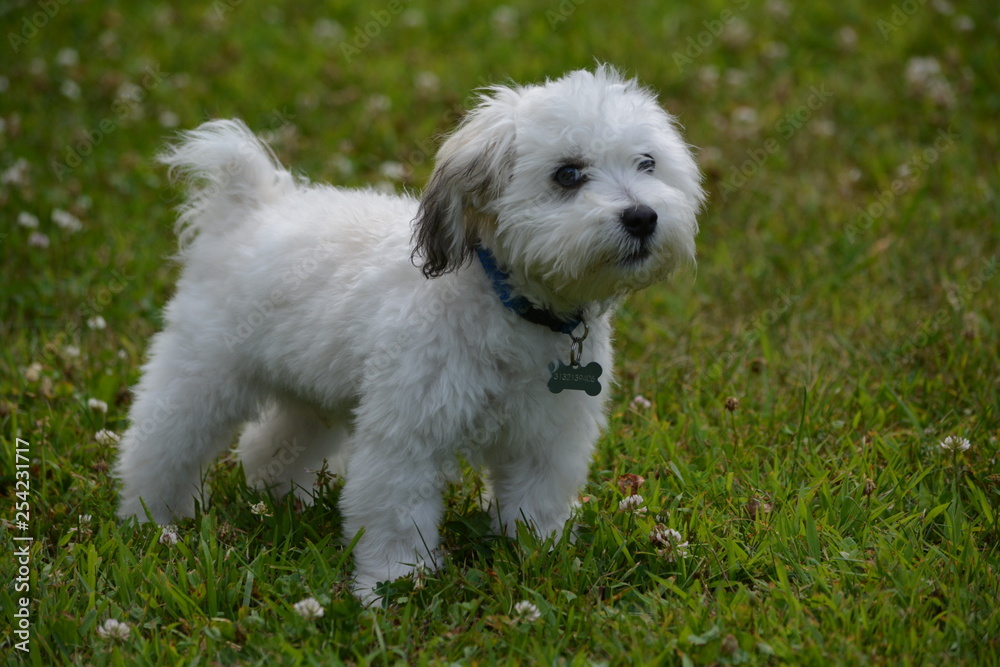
[[475, 246, 583, 335]]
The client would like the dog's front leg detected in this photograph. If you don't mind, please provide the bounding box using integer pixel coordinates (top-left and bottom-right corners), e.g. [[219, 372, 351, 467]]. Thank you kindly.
[[483, 398, 604, 540], [339, 426, 448, 601]]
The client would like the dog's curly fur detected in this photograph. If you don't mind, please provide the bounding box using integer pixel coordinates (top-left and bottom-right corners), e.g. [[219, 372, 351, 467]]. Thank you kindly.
[[115, 66, 704, 600]]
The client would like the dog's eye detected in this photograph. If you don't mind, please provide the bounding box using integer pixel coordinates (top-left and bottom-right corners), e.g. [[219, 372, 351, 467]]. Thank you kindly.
[[637, 155, 655, 173], [554, 165, 585, 189]]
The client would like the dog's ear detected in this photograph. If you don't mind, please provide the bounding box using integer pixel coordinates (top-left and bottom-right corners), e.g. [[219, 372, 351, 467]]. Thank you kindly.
[[412, 91, 518, 278]]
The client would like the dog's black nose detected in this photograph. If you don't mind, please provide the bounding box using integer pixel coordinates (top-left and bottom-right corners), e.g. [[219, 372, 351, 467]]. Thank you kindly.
[[620, 205, 658, 239]]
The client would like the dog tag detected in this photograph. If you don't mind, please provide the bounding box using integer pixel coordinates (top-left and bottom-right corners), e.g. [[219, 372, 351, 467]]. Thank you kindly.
[[548, 360, 603, 396]]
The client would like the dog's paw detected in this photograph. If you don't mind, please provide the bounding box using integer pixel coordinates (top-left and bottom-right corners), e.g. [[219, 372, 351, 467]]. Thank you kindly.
[[117, 496, 189, 525], [351, 555, 442, 607], [351, 574, 387, 608]]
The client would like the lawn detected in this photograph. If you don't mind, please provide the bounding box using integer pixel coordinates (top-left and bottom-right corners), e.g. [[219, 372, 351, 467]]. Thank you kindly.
[[2, 0, 999, 664]]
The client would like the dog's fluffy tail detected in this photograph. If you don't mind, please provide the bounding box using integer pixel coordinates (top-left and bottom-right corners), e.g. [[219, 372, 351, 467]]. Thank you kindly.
[[159, 119, 297, 251]]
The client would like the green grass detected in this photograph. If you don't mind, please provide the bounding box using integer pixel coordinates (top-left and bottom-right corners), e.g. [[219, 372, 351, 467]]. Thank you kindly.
[[2, 0, 999, 664]]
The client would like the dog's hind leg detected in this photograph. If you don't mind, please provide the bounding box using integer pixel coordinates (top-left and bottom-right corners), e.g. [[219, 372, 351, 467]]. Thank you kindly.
[[115, 331, 257, 524], [237, 397, 349, 502]]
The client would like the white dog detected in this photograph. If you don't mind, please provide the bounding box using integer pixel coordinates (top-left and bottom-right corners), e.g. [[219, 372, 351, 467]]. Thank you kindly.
[[115, 66, 704, 598]]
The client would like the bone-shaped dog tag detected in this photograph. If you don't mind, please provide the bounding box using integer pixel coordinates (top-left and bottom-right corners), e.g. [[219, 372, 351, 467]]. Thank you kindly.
[[547, 360, 603, 396]]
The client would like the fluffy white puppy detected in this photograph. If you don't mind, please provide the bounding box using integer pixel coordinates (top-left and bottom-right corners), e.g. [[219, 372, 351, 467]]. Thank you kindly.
[[115, 66, 704, 598]]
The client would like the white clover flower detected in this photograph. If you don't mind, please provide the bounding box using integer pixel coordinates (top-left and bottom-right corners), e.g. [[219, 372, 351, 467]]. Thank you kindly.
[[28, 232, 50, 248], [411, 560, 433, 591], [96, 429, 120, 445], [512, 600, 541, 623], [618, 494, 646, 513], [905, 56, 942, 85], [724, 69, 749, 88], [88, 398, 109, 413], [249, 501, 271, 516], [365, 94, 391, 114], [836, 26, 858, 51], [650, 524, 683, 546], [331, 154, 354, 178], [400, 8, 426, 27], [650, 524, 690, 562], [293, 597, 324, 620], [696, 66, 720, 91], [811, 119, 836, 138], [631, 395, 652, 410], [378, 161, 406, 181], [1, 158, 29, 186], [52, 208, 83, 232], [904, 56, 956, 107], [765, 0, 791, 19], [931, 0, 954, 15], [159, 526, 179, 546], [116, 81, 143, 102], [490, 6, 519, 38], [414, 71, 440, 95], [939, 435, 971, 452], [311, 18, 345, 42], [56, 48, 79, 67], [24, 362, 43, 383], [721, 19, 753, 48], [87, 315, 107, 331], [60, 79, 81, 100], [730, 106, 759, 138], [158, 110, 180, 128], [762, 41, 789, 61], [18, 211, 39, 228], [97, 618, 131, 641]]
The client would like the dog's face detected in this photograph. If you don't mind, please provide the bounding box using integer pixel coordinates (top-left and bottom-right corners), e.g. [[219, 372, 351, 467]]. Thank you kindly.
[[414, 67, 704, 315]]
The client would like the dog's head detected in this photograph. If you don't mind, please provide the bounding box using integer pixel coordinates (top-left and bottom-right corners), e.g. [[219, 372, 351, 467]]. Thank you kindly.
[[413, 66, 705, 316]]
